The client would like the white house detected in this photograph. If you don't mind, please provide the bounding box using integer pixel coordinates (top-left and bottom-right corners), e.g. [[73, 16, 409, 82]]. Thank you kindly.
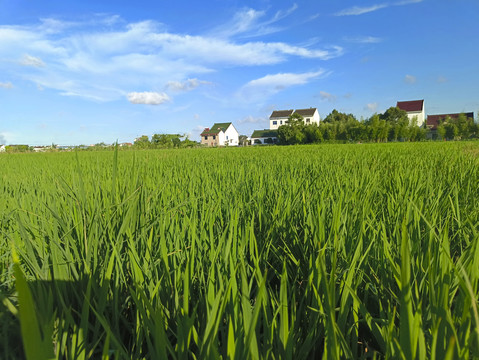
[[269, 110, 294, 130], [200, 122, 239, 147], [250, 129, 278, 145], [397, 100, 425, 127], [0, 145, 5, 152], [269, 108, 320, 130]]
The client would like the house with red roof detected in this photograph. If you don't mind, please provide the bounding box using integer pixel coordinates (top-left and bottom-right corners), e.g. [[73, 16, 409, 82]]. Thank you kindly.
[[426, 112, 474, 130], [397, 100, 425, 127], [200, 122, 239, 147]]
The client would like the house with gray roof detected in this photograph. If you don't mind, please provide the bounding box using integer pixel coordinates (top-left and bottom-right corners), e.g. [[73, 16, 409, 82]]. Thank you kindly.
[[269, 108, 320, 129]]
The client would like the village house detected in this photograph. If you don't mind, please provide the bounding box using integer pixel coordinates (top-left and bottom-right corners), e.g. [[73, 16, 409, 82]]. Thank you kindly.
[[200, 122, 239, 147], [269, 108, 320, 130], [250, 107, 321, 145], [396, 100, 425, 127], [425, 112, 475, 139], [426, 112, 475, 130], [250, 129, 279, 145]]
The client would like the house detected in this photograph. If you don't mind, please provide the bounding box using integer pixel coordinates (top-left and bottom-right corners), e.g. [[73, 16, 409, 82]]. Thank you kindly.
[[269, 108, 320, 130], [396, 100, 425, 127], [250, 129, 279, 145], [426, 112, 474, 130], [200, 122, 239, 147], [293, 108, 321, 126], [0, 145, 5, 152], [269, 110, 293, 130]]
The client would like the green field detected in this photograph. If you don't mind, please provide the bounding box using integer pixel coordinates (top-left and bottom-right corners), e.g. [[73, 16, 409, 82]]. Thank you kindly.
[[1, 142, 479, 359]]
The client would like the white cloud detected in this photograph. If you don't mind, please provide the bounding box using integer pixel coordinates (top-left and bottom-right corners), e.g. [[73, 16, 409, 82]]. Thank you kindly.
[[319, 91, 336, 102], [343, 36, 382, 44], [238, 70, 327, 102], [127, 91, 170, 105], [335, 4, 388, 16], [366, 103, 378, 111], [404, 74, 416, 84], [0, 82, 13, 89], [212, 4, 298, 38], [166, 78, 210, 92], [239, 115, 268, 124], [20, 54, 45, 67], [437, 76, 447, 83], [335, 0, 423, 16], [0, 15, 341, 102]]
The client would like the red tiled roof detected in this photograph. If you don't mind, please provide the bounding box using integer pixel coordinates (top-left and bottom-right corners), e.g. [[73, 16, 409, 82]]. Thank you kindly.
[[426, 112, 474, 130], [397, 100, 424, 112], [270, 110, 294, 118]]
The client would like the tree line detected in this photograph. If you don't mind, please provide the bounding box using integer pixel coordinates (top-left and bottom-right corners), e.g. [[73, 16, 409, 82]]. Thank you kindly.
[[277, 108, 477, 145], [133, 134, 197, 149]]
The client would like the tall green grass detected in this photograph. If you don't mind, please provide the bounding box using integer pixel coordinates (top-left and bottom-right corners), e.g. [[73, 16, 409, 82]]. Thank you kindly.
[[1, 142, 479, 359]]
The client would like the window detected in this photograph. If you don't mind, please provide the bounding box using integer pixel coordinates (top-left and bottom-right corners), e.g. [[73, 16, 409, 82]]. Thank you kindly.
[[213, 135, 216, 140], [204, 136, 207, 140], [273, 121, 277, 125], [306, 118, 310, 123], [226, 136, 229, 140], [280, 120, 283, 125]]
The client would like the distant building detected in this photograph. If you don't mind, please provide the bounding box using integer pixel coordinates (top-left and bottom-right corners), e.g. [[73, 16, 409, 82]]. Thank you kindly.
[[0, 145, 5, 152], [426, 112, 474, 130], [200, 122, 239, 147], [250, 129, 278, 145], [396, 100, 425, 127], [269, 108, 320, 130]]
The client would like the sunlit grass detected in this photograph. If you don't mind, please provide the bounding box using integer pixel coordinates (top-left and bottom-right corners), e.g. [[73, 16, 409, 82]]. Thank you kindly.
[[1, 142, 479, 359]]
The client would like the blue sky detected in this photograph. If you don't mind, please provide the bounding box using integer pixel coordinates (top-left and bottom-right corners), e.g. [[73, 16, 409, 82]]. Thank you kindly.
[[0, 0, 478, 145]]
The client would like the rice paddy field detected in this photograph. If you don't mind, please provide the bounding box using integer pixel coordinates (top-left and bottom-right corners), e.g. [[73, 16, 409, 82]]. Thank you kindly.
[[1, 142, 479, 359]]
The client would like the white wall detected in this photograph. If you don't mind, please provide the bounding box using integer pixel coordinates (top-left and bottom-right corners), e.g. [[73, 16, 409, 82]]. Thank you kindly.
[[407, 110, 425, 127], [222, 124, 239, 146], [269, 117, 289, 130]]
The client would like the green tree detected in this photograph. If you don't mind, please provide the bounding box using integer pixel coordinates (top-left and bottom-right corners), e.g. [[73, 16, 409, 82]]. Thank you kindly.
[[278, 113, 306, 145], [238, 135, 248, 146], [303, 124, 323, 143], [134, 135, 151, 149]]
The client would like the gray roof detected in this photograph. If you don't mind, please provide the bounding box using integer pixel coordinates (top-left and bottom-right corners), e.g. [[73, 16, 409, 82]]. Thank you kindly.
[[270, 110, 294, 118], [294, 108, 317, 117]]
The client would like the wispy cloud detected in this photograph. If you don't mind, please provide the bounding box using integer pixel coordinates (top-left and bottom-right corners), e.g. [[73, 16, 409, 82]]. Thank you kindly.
[[237, 70, 327, 102], [212, 4, 298, 38], [166, 78, 210, 92], [319, 91, 336, 102], [335, 4, 388, 16], [335, 0, 423, 16], [239, 115, 268, 124], [127, 91, 170, 105], [404, 74, 416, 84], [437, 76, 447, 83], [343, 36, 382, 44], [366, 102, 378, 111], [0, 16, 342, 102], [0, 82, 13, 89], [20, 54, 45, 67]]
